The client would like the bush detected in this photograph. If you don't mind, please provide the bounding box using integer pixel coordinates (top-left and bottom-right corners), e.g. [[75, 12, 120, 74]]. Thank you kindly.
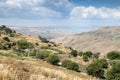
[[17, 40, 34, 49], [36, 50, 50, 59], [10, 33, 15, 37], [86, 62, 105, 78], [16, 52, 36, 57], [0, 25, 12, 34], [106, 61, 120, 80], [83, 51, 93, 58], [92, 52, 100, 59], [78, 51, 83, 57], [83, 55, 89, 62], [0, 43, 3, 49], [107, 51, 120, 60], [47, 54, 60, 65], [62, 59, 79, 71], [62, 59, 71, 67], [93, 58, 108, 68], [3, 37, 10, 42], [70, 50, 78, 57], [39, 36, 49, 43]]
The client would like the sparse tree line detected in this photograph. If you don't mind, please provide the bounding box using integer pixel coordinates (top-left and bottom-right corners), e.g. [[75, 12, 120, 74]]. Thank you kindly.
[[0, 25, 120, 80]]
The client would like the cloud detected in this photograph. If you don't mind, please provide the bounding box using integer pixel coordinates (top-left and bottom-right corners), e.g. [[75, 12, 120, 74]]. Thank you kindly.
[[0, 0, 72, 18], [32, 7, 61, 18], [70, 6, 120, 19]]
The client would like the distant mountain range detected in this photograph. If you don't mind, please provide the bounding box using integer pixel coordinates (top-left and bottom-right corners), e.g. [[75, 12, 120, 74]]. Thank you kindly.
[[52, 26, 120, 55], [9, 26, 71, 39]]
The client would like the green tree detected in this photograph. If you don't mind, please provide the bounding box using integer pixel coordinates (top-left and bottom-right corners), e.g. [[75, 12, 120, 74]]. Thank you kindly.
[[3, 37, 10, 42], [17, 40, 33, 49], [83, 51, 93, 58], [0, 43, 3, 49], [93, 58, 108, 68], [47, 54, 60, 65], [83, 55, 89, 61], [106, 61, 120, 80], [62, 59, 79, 71], [107, 51, 120, 60], [36, 50, 50, 59], [70, 50, 78, 57], [86, 62, 105, 78], [78, 51, 83, 57]]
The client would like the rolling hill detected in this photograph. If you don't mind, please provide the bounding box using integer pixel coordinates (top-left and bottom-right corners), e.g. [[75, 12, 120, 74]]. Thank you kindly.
[[52, 27, 120, 56], [9, 26, 71, 39], [0, 25, 99, 80]]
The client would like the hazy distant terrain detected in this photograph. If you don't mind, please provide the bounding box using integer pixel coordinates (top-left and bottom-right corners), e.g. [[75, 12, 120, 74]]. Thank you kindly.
[[52, 27, 120, 55], [9, 26, 71, 39]]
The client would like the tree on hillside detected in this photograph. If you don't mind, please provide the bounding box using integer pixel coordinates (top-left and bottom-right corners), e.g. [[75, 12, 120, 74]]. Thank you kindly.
[[83, 51, 93, 58], [70, 50, 78, 57], [106, 61, 120, 80], [47, 54, 60, 65], [107, 51, 120, 60], [86, 62, 105, 78], [93, 58, 108, 68], [62, 59, 79, 71]]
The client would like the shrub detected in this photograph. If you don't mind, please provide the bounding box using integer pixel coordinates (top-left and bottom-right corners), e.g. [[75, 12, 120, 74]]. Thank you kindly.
[[83, 51, 93, 58], [86, 62, 105, 78], [36, 50, 50, 59], [17, 40, 34, 49], [107, 51, 120, 60], [3, 37, 10, 42], [1, 25, 12, 34], [93, 52, 100, 59], [10, 33, 15, 37], [16, 52, 36, 57], [62, 59, 79, 71], [47, 54, 60, 65], [93, 58, 108, 68], [0, 43, 3, 49], [106, 61, 120, 80], [78, 51, 83, 57], [39, 36, 49, 43], [62, 59, 72, 67], [70, 50, 78, 57], [83, 55, 89, 62]]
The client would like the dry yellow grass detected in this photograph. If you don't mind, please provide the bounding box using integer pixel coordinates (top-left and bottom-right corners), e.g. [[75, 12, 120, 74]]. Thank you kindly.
[[0, 52, 99, 80]]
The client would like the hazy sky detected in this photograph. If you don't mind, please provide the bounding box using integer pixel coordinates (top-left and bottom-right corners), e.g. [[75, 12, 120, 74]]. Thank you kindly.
[[0, 0, 120, 32]]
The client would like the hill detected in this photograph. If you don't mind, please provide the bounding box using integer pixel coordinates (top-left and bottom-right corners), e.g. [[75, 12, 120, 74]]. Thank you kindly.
[[9, 26, 71, 39], [0, 25, 99, 80], [52, 26, 120, 56]]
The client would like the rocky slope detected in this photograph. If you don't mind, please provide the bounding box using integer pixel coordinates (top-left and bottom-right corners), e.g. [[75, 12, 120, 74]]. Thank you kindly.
[[52, 27, 120, 56], [9, 26, 71, 39]]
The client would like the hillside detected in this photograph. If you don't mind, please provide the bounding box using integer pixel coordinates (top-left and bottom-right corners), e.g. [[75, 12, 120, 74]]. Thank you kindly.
[[52, 27, 120, 56], [9, 26, 71, 39], [0, 25, 100, 80]]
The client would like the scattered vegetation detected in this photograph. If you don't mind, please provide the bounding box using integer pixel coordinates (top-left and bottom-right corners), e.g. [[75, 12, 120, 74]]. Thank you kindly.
[[0, 25, 120, 80]]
